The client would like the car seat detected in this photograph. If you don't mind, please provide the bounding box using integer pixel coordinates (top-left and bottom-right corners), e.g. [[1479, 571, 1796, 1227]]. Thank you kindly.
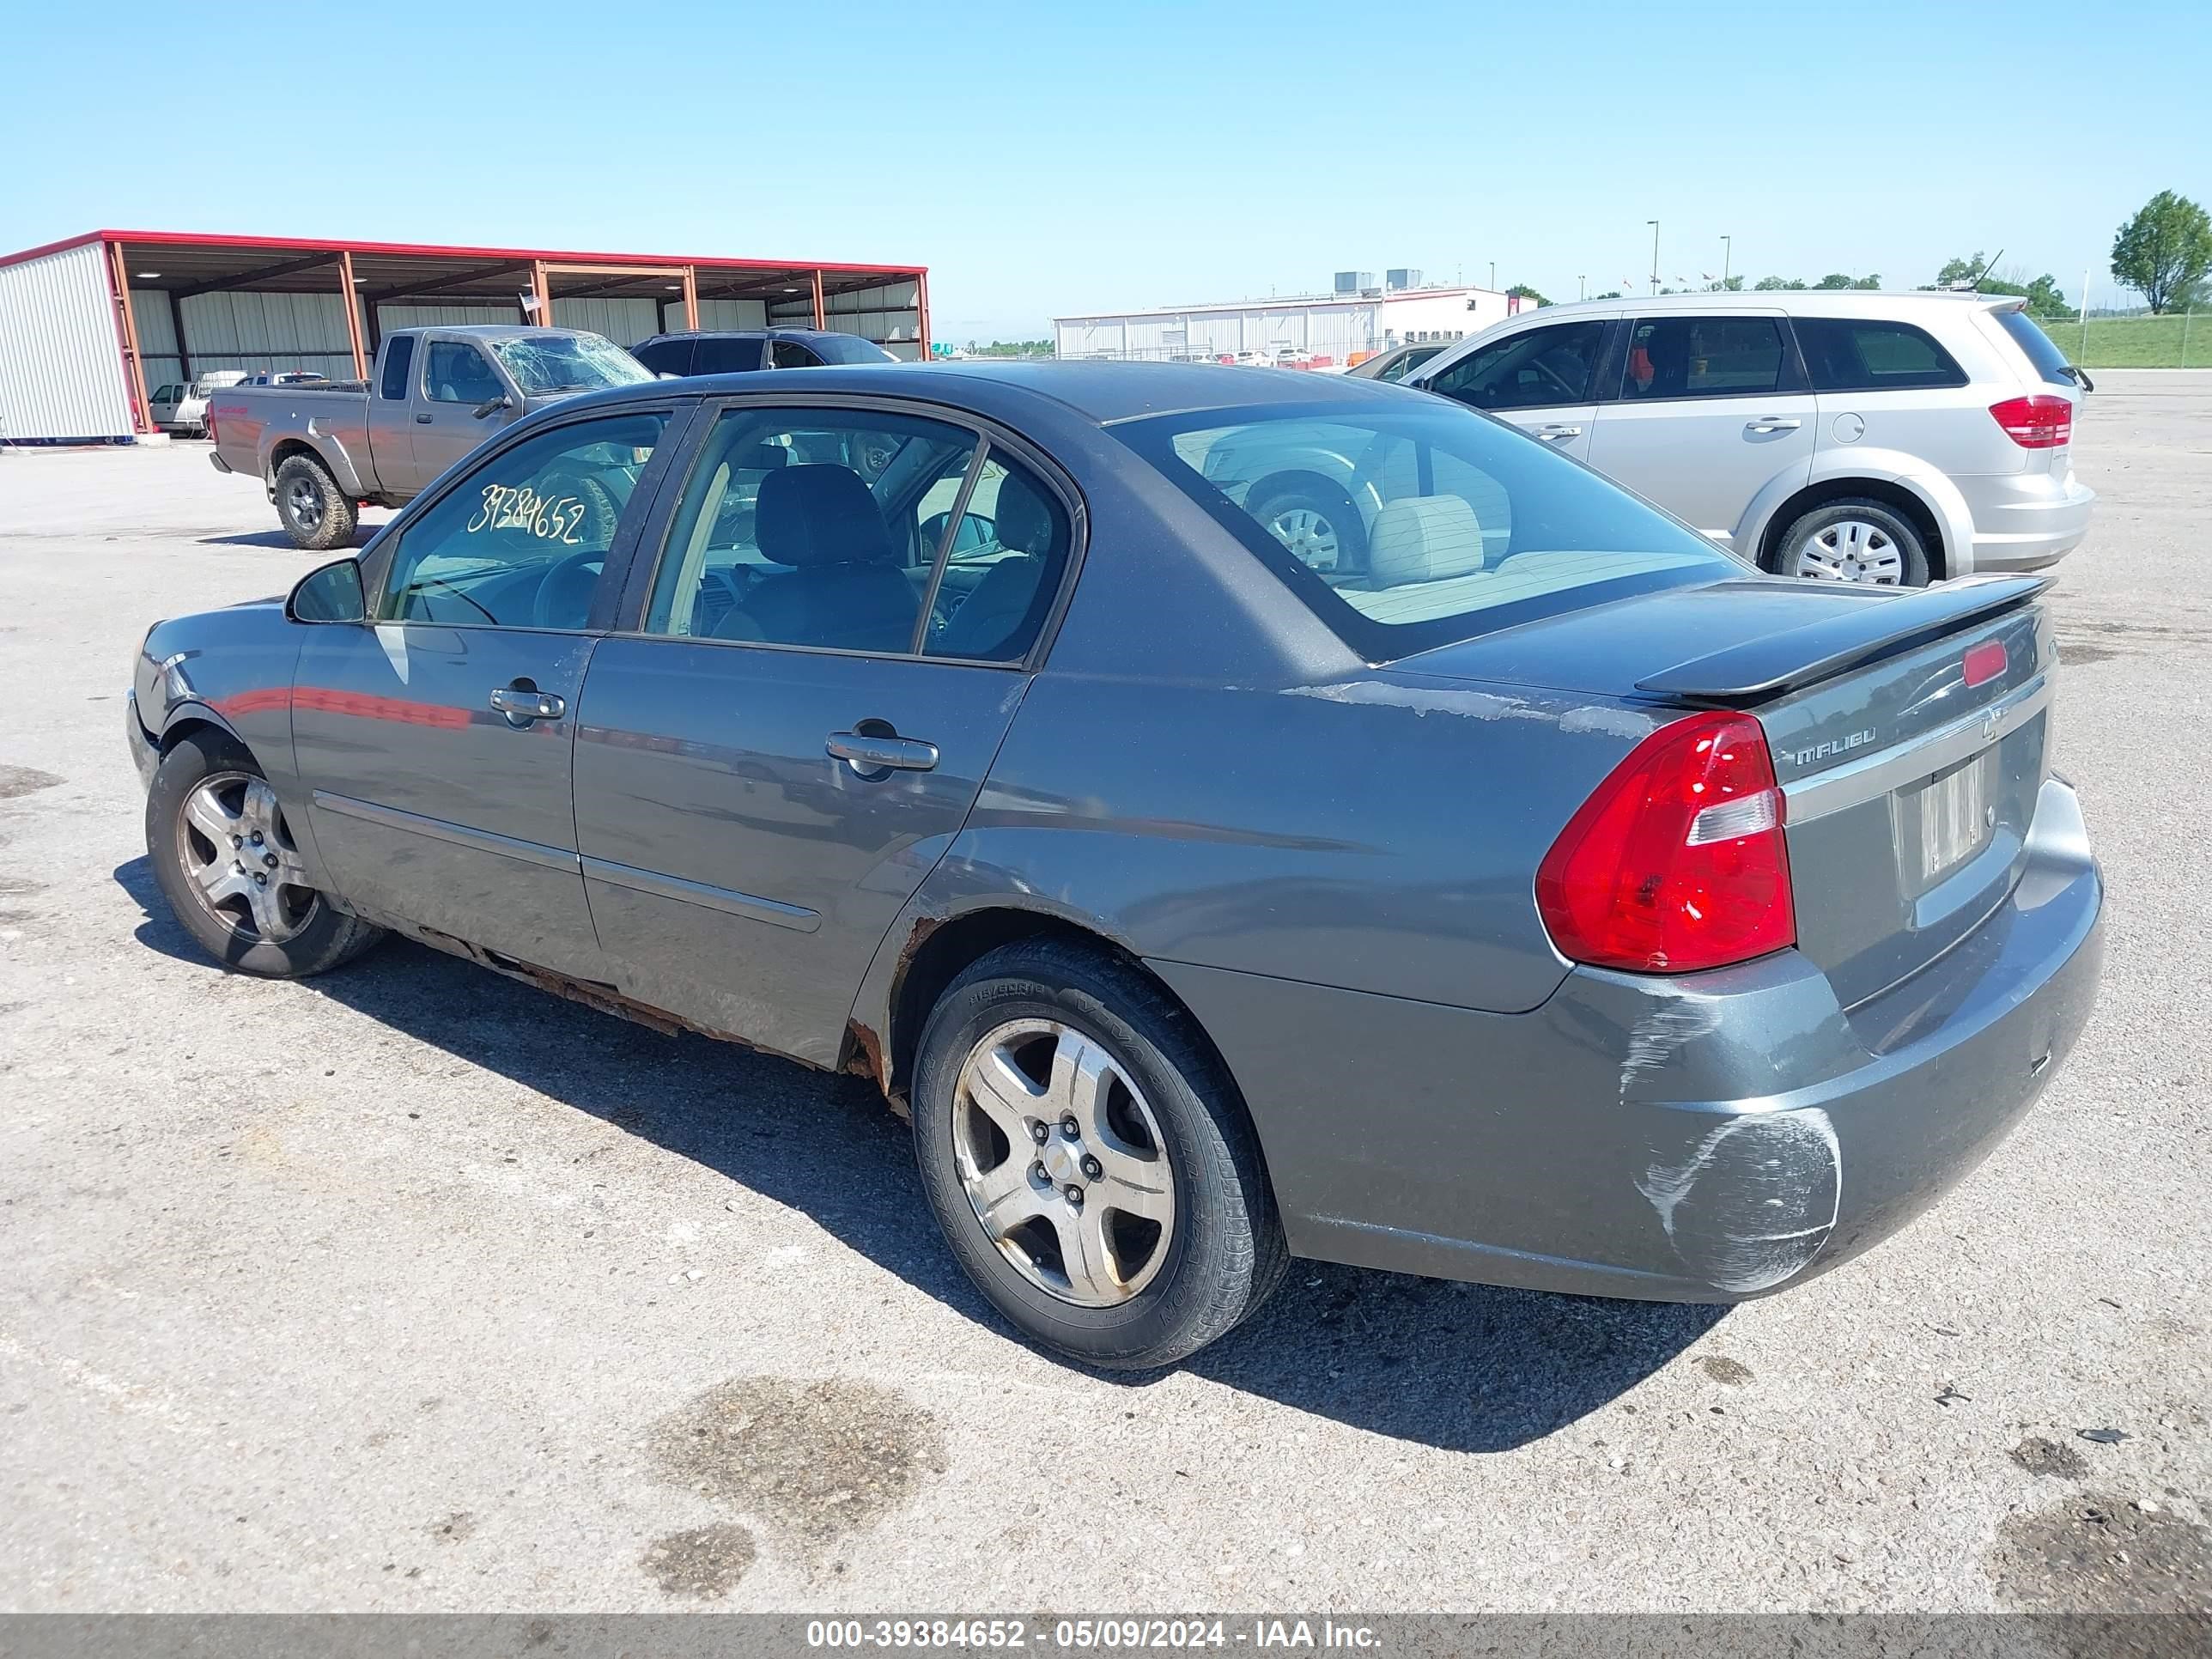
[[722, 465, 915, 652]]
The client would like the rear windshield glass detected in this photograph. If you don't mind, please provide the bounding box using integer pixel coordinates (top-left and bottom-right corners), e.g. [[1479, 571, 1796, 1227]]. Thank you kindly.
[[489, 331, 654, 394], [1993, 307, 2075, 386], [1115, 399, 1737, 660]]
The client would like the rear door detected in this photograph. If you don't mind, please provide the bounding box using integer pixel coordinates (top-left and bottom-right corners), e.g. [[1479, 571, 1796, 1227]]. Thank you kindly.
[[410, 336, 517, 483], [1584, 312, 1818, 548], [292, 402, 686, 979], [1416, 317, 1613, 461], [571, 398, 1075, 1066]]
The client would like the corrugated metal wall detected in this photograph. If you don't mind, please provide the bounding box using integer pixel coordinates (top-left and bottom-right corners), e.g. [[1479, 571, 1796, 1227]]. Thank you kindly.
[[0, 242, 135, 441]]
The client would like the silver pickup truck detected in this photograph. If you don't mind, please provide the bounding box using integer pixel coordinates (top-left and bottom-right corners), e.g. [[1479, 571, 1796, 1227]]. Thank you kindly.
[[208, 325, 653, 549]]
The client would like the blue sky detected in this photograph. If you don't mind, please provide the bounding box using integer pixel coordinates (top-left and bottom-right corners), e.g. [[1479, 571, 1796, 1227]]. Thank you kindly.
[[5, 0, 2207, 340]]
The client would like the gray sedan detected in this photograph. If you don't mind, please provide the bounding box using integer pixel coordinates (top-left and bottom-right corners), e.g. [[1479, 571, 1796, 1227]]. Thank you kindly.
[[127, 362, 2104, 1370]]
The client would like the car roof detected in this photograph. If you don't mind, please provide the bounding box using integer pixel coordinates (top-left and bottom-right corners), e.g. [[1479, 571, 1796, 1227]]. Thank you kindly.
[[1495, 289, 2019, 323], [641, 327, 857, 344], [565, 358, 1416, 428]]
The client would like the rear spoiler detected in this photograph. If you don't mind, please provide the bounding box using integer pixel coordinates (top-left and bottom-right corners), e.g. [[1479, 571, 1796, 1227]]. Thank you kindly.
[[1636, 574, 2048, 703]]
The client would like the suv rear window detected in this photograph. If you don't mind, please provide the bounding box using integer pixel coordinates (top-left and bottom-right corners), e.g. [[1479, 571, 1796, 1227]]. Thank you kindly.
[[1115, 400, 1734, 660], [1993, 307, 2075, 386], [1795, 318, 1967, 392]]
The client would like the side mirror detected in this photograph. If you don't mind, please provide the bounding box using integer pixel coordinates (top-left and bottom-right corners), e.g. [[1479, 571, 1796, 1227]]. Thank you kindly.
[[473, 393, 516, 420], [286, 557, 367, 624]]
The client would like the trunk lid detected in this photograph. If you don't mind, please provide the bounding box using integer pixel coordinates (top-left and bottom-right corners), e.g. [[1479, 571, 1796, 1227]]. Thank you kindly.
[[1401, 574, 2054, 1006]]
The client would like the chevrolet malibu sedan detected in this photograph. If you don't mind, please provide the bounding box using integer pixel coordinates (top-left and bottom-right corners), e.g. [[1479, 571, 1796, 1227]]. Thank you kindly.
[[128, 362, 2103, 1369]]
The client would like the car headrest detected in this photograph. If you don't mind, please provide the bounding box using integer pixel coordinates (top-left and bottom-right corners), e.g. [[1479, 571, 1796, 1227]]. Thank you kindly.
[[755, 464, 896, 569], [992, 471, 1058, 555], [1366, 496, 1484, 586]]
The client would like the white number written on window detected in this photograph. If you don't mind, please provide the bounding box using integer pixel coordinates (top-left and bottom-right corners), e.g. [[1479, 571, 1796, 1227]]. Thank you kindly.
[[466, 484, 589, 544]]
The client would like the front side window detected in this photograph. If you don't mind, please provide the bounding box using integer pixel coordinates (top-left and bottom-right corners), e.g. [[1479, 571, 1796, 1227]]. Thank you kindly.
[[1425, 321, 1606, 410], [1618, 316, 1786, 400], [489, 331, 653, 394], [1121, 399, 1731, 659], [423, 342, 504, 405], [380, 411, 668, 629], [154, 385, 179, 404], [644, 408, 978, 653], [1795, 317, 1966, 392], [379, 335, 416, 400], [631, 338, 694, 377]]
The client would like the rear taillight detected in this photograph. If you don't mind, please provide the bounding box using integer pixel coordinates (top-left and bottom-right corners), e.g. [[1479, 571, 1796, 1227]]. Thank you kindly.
[[1963, 639, 2007, 687], [204, 407, 218, 443], [1989, 393, 2072, 448], [1536, 713, 1796, 975]]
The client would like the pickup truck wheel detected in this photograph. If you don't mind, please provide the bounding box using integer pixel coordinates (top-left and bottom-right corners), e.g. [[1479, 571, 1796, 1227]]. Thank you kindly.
[[911, 940, 1287, 1370], [274, 455, 359, 553], [147, 729, 384, 977], [1771, 499, 1930, 587]]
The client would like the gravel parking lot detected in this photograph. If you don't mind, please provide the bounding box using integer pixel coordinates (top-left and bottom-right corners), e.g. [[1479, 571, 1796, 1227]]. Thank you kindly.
[[2, 376, 2207, 1616]]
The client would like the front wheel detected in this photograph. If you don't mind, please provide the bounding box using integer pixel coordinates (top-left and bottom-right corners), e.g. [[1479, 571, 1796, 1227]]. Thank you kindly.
[[1771, 499, 1931, 587], [147, 730, 383, 976], [911, 940, 1287, 1369]]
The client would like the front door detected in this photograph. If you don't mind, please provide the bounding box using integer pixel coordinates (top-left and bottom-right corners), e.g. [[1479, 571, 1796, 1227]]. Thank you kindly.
[[572, 402, 1074, 1066], [1418, 316, 1613, 463], [1583, 311, 1819, 549], [292, 405, 680, 978], [410, 335, 518, 484]]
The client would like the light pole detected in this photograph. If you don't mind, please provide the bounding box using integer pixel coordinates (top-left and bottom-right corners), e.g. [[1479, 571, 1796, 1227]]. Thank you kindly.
[[1488, 260, 1497, 290], [1578, 275, 1586, 301], [1720, 234, 1731, 288], [1647, 221, 1661, 294]]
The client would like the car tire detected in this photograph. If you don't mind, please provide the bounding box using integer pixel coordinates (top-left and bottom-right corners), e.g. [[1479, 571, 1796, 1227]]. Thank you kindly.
[[1770, 498, 1931, 587], [1247, 481, 1368, 578], [147, 728, 384, 977], [911, 939, 1288, 1370], [273, 454, 359, 553]]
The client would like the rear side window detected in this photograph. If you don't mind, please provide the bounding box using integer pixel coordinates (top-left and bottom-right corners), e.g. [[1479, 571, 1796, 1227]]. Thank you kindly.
[[1119, 400, 1733, 660], [632, 338, 693, 377], [770, 340, 822, 368], [1619, 316, 1786, 399], [1425, 321, 1606, 410], [1993, 307, 2075, 386], [693, 337, 762, 374], [379, 335, 416, 400], [1794, 318, 1966, 392]]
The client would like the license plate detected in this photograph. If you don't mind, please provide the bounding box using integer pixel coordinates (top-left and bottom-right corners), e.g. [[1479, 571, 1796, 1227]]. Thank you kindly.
[[1911, 756, 1993, 884]]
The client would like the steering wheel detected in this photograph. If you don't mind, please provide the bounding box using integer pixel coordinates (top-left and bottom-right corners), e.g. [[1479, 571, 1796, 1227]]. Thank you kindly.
[[532, 552, 604, 629]]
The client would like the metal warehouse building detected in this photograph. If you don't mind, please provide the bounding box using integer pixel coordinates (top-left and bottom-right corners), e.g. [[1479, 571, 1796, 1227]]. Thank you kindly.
[[1054, 270, 1522, 367], [0, 229, 929, 443]]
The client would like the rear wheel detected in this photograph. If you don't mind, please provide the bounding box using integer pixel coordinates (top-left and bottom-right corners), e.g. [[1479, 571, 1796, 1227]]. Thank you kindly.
[[1771, 498, 1931, 587], [273, 454, 359, 552], [148, 730, 383, 976], [911, 940, 1286, 1369], [1248, 481, 1366, 577]]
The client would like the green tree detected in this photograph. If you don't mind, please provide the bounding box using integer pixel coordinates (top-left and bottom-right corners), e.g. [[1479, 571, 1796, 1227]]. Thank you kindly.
[[1932, 252, 1988, 289], [1707, 276, 1745, 292], [1593, 290, 1623, 301], [1851, 274, 1881, 289], [1505, 283, 1552, 307], [2111, 190, 2212, 313], [1814, 273, 1854, 289], [1754, 275, 1807, 291]]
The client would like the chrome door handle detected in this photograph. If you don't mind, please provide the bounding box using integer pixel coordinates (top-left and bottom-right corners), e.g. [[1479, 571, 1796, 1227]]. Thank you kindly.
[[827, 731, 939, 774], [1536, 423, 1583, 441], [489, 686, 565, 723], [1746, 416, 1802, 434], [415, 413, 434, 424]]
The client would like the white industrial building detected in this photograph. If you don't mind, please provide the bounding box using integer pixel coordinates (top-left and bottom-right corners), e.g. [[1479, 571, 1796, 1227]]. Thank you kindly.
[[0, 229, 928, 444], [1054, 270, 1524, 367]]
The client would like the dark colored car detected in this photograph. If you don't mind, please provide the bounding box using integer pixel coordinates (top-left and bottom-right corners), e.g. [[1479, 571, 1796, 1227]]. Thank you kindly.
[[631, 328, 897, 377], [128, 362, 2103, 1370]]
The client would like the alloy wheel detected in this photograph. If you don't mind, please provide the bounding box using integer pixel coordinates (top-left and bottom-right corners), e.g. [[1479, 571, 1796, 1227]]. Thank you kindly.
[[1792, 518, 1903, 585], [284, 476, 325, 532], [950, 1018, 1176, 1307], [174, 772, 318, 945], [1267, 506, 1340, 572]]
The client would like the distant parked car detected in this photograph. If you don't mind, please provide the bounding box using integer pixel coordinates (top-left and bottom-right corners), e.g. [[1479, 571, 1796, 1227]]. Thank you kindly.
[[131, 362, 2100, 1370], [244, 370, 331, 387], [1347, 342, 1449, 383], [149, 370, 247, 437], [1405, 291, 2095, 586], [630, 329, 897, 377]]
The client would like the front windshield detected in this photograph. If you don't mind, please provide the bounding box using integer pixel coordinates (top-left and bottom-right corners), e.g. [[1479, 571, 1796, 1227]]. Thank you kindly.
[[1115, 397, 1739, 659], [491, 332, 654, 394]]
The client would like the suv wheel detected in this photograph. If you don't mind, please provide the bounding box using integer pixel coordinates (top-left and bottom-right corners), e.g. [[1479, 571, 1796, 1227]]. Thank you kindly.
[[1771, 499, 1931, 587], [911, 940, 1287, 1369]]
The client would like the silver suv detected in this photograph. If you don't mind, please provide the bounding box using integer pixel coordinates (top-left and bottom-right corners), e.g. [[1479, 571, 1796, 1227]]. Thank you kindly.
[[1405, 291, 2094, 586]]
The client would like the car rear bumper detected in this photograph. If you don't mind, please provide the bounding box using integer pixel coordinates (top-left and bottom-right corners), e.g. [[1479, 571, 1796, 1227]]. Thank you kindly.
[[1961, 468, 2095, 573], [208, 451, 234, 475], [1152, 776, 2102, 1302]]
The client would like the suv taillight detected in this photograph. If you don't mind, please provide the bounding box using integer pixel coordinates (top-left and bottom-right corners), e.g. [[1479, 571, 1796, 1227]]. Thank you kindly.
[[1990, 393, 2072, 448], [1535, 713, 1795, 974]]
